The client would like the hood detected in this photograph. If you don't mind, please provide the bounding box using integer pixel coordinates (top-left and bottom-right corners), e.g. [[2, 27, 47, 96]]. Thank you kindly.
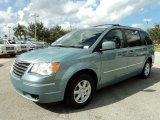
[[17, 47, 86, 63]]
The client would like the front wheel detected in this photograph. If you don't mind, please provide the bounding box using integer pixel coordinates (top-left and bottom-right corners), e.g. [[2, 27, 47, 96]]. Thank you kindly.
[[64, 74, 95, 108], [141, 60, 151, 79]]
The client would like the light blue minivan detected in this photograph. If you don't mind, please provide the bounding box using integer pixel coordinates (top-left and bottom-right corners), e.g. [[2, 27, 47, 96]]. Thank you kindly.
[[10, 24, 154, 108]]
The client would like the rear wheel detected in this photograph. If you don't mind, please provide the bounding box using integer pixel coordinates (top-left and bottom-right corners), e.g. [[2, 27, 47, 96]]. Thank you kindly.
[[64, 74, 95, 108], [141, 60, 151, 79]]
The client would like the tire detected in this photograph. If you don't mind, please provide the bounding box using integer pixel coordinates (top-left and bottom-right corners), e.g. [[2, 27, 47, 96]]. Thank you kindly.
[[141, 60, 151, 79], [64, 74, 95, 109], [10, 54, 16, 58]]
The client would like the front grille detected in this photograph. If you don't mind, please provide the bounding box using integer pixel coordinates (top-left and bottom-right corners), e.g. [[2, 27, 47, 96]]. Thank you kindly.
[[6, 47, 14, 50], [7, 52, 14, 53], [12, 61, 30, 78]]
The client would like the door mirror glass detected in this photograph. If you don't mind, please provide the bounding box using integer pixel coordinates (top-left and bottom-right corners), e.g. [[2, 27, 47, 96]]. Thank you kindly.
[[101, 41, 116, 50]]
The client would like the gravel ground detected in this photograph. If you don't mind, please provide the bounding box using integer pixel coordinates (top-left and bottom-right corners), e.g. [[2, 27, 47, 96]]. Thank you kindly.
[[0, 52, 160, 120]]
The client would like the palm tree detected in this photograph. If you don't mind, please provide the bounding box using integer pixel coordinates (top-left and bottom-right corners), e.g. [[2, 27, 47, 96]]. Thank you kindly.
[[50, 25, 69, 42], [13, 24, 27, 40], [4, 35, 8, 39]]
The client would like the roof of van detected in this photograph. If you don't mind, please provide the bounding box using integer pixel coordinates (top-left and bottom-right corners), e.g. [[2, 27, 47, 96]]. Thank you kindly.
[[92, 24, 142, 30]]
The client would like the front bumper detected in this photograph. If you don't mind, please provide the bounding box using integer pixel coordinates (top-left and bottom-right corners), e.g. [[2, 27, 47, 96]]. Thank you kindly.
[[21, 49, 28, 52], [10, 72, 64, 103], [0, 50, 16, 55]]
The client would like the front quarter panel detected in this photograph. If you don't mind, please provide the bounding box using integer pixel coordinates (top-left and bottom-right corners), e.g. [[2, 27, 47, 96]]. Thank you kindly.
[[55, 52, 101, 95]]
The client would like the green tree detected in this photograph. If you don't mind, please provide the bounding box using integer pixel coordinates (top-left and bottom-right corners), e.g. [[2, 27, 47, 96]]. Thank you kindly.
[[42, 28, 50, 43], [148, 24, 160, 44], [28, 22, 49, 41], [49, 25, 69, 43], [4, 35, 8, 39], [13, 24, 27, 40], [13, 22, 69, 43]]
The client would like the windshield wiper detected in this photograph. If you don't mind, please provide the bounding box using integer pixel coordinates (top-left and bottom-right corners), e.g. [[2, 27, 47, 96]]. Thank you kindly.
[[51, 45, 83, 48], [51, 45, 67, 47], [66, 45, 84, 48]]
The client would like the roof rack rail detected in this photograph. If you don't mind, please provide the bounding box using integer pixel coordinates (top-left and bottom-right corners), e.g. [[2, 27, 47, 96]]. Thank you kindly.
[[93, 24, 120, 27], [119, 25, 142, 29], [92, 24, 141, 30]]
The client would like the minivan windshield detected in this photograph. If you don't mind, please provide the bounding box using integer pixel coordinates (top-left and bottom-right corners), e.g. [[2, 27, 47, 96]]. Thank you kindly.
[[8, 40, 16, 44], [51, 28, 105, 48]]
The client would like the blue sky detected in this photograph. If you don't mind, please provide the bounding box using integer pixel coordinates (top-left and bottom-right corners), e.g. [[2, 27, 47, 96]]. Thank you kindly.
[[120, 4, 160, 29], [0, 0, 160, 36]]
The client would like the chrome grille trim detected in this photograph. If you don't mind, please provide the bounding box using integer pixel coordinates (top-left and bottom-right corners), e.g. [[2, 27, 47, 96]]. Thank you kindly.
[[13, 68, 23, 76], [21, 46, 27, 48], [13, 64, 26, 71], [12, 61, 30, 78], [13, 66, 24, 74], [6, 47, 14, 50]]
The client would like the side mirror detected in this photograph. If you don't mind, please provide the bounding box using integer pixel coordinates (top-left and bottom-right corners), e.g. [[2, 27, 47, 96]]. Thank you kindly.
[[101, 41, 116, 51]]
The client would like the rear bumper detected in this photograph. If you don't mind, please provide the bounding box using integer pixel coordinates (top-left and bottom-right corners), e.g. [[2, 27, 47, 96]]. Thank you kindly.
[[10, 72, 64, 103]]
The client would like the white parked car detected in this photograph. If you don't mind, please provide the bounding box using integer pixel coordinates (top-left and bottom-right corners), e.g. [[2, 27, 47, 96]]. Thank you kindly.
[[6, 39, 28, 53], [19, 41, 30, 52], [6, 40, 21, 53], [26, 41, 42, 49], [39, 41, 49, 48], [25, 41, 36, 50], [0, 39, 17, 57], [32, 41, 42, 49]]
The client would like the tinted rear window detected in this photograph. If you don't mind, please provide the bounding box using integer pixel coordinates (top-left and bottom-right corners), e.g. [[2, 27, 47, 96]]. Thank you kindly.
[[140, 31, 153, 45], [124, 29, 142, 47]]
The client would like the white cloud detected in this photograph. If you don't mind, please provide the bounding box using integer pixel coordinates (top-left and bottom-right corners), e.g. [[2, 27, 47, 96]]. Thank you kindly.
[[0, 0, 11, 3], [140, 8, 145, 14], [144, 18, 152, 22], [1, 0, 160, 37], [23, 3, 32, 11], [85, 0, 96, 6], [0, 6, 18, 36], [131, 24, 143, 28], [18, 0, 160, 27], [64, 1, 81, 14], [76, 0, 159, 26], [18, 10, 24, 20]]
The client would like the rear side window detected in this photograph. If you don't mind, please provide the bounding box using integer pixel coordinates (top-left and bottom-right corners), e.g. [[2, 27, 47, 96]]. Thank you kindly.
[[140, 31, 153, 45], [124, 29, 141, 47]]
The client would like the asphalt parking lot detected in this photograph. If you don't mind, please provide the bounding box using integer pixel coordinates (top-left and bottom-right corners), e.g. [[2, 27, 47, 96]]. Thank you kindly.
[[0, 53, 160, 120]]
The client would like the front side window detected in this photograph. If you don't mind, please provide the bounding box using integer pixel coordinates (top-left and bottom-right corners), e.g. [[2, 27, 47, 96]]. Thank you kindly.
[[102, 29, 124, 48], [51, 28, 105, 48], [124, 29, 141, 47]]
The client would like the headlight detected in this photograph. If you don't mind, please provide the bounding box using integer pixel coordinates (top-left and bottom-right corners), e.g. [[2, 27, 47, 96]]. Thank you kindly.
[[31, 63, 60, 75], [10, 60, 15, 73]]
